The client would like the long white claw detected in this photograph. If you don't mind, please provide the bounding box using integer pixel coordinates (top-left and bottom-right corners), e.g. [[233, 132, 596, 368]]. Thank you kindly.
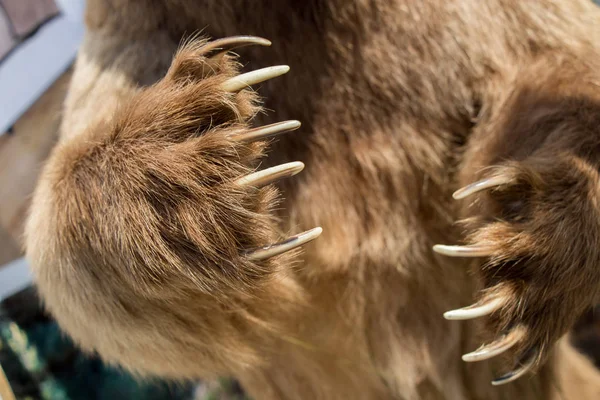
[[453, 175, 513, 200], [491, 350, 538, 386], [221, 66, 290, 92], [203, 36, 271, 55], [247, 227, 323, 261], [443, 297, 505, 320], [462, 328, 526, 362], [432, 244, 493, 258], [233, 120, 301, 143], [235, 162, 304, 187]]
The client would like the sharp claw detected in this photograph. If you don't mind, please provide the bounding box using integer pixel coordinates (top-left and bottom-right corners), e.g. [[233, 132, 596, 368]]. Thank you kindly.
[[202, 36, 272, 57], [432, 244, 493, 258], [221, 66, 290, 92], [443, 297, 505, 320], [233, 120, 301, 143], [235, 162, 304, 187], [462, 327, 526, 362], [246, 227, 323, 260], [452, 175, 513, 200], [491, 350, 538, 386]]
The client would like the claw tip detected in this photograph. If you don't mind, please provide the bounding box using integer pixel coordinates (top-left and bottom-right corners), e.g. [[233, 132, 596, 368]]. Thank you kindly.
[[443, 310, 459, 320], [290, 161, 305, 175], [452, 190, 467, 200], [461, 354, 474, 362], [432, 244, 444, 253]]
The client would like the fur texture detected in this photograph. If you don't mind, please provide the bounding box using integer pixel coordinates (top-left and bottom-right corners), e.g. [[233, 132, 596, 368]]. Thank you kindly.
[[23, 0, 600, 398]]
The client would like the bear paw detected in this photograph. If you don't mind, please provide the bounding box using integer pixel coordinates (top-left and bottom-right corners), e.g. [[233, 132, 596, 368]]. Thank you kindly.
[[434, 156, 600, 385], [49, 36, 322, 296]]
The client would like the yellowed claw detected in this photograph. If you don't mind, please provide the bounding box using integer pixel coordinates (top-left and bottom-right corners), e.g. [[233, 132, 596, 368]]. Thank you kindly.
[[443, 297, 505, 320], [236, 162, 304, 188], [235, 161, 305, 188], [202, 36, 272, 56], [432, 244, 493, 258], [491, 350, 538, 386], [221, 66, 290, 92], [247, 227, 323, 261], [462, 327, 526, 362], [453, 175, 513, 200], [233, 120, 301, 143]]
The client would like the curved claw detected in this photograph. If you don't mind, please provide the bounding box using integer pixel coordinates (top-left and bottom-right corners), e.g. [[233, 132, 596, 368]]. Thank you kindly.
[[202, 36, 272, 57], [235, 162, 304, 188], [462, 327, 526, 362], [452, 175, 513, 200], [246, 227, 323, 261], [443, 297, 505, 320], [221, 66, 290, 92], [491, 350, 538, 386], [233, 120, 301, 143], [432, 244, 493, 258]]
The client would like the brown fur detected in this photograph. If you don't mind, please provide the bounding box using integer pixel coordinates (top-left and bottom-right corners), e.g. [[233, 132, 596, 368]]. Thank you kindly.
[[23, 0, 600, 398]]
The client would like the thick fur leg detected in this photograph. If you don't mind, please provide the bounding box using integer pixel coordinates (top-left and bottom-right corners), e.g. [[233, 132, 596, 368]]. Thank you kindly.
[[25, 38, 316, 379], [435, 56, 600, 385]]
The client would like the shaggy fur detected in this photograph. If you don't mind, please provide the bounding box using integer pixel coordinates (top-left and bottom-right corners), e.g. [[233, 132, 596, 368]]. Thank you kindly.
[[23, 0, 600, 398]]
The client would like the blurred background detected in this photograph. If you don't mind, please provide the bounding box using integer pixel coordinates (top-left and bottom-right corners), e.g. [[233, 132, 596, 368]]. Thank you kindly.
[[0, 1, 599, 399], [0, 1, 241, 399]]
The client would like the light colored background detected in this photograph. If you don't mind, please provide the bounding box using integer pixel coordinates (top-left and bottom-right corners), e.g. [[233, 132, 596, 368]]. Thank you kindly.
[[0, 0, 84, 136], [0, 0, 84, 301]]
